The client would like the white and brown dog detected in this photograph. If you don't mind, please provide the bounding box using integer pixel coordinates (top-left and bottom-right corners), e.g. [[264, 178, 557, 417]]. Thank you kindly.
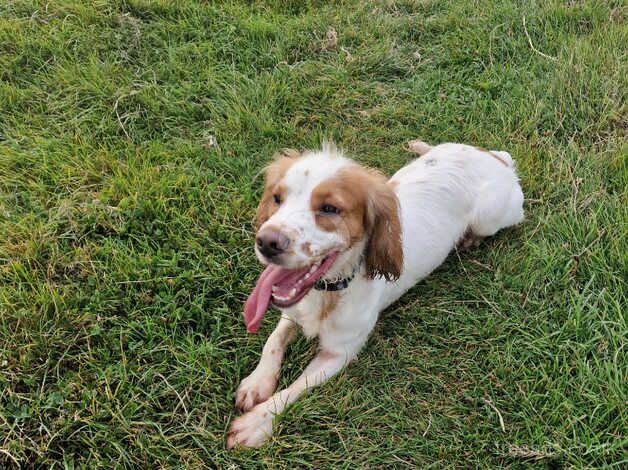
[[227, 140, 524, 448]]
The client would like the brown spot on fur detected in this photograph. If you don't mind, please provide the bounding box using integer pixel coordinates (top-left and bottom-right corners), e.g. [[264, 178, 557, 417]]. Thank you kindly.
[[255, 150, 299, 228], [301, 241, 313, 256], [319, 293, 339, 320], [476, 147, 508, 167], [310, 165, 403, 281]]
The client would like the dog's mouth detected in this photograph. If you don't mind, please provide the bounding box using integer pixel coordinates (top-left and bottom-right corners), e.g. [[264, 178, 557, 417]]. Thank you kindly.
[[243, 252, 339, 333]]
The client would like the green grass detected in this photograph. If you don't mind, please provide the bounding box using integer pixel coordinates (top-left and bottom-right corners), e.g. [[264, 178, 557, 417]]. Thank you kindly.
[[0, 0, 626, 467]]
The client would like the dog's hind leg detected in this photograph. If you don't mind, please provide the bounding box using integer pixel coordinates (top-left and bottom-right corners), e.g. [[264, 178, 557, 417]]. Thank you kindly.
[[461, 182, 524, 249]]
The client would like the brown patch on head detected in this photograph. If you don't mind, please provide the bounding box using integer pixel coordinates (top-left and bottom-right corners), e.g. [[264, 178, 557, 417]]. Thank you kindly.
[[255, 149, 300, 229], [319, 293, 338, 320], [310, 166, 371, 241], [475, 146, 508, 167], [310, 165, 403, 281]]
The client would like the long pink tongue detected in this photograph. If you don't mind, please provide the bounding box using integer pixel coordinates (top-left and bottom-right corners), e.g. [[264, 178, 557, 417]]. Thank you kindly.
[[243, 265, 285, 333], [242, 253, 339, 333]]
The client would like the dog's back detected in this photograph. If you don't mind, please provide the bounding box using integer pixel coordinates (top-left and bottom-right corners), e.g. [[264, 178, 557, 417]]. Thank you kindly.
[[382, 141, 524, 307]]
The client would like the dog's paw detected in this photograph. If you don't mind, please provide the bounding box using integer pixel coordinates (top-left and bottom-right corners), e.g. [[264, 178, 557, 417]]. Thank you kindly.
[[226, 404, 274, 449], [458, 230, 485, 251], [235, 370, 277, 412]]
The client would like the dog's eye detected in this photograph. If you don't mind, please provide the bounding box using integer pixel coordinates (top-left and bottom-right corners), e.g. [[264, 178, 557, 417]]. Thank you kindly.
[[321, 204, 340, 214], [273, 194, 281, 205]]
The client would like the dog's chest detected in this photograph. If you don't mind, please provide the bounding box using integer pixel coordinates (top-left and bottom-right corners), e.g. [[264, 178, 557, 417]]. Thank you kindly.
[[283, 292, 338, 338]]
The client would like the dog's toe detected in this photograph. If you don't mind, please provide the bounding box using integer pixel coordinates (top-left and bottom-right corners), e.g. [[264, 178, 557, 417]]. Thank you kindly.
[[235, 373, 277, 412]]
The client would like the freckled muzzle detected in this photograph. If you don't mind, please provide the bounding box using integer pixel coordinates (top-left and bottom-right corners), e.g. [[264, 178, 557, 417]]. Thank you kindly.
[[243, 252, 339, 333]]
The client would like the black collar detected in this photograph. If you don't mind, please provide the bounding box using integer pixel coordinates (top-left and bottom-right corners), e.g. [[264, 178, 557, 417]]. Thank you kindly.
[[314, 256, 363, 292]]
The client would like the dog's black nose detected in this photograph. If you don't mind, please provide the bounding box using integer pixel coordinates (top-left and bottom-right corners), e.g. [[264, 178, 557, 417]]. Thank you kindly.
[[256, 229, 290, 258]]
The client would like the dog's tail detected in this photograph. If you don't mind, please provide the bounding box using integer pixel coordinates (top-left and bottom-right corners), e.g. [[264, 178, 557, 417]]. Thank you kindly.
[[406, 139, 432, 156]]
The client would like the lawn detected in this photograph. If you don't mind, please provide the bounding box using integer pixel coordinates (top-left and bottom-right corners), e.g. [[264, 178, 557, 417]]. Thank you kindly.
[[0, 0, 626, 467]]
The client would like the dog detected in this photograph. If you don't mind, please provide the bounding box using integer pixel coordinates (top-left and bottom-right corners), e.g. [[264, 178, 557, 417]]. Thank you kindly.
[[226, 140, 524, 448]]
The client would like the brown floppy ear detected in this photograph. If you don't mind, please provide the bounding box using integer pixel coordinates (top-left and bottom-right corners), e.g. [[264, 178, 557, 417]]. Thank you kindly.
[[363, 171, 403, 281], [254, 149, 300, 229]]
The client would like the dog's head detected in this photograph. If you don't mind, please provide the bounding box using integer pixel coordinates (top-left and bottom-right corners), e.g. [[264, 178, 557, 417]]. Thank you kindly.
[[244, 144, 402, 330]]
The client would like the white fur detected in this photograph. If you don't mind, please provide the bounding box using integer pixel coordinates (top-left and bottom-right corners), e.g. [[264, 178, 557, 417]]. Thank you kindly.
[[227, 141, 524, 448]]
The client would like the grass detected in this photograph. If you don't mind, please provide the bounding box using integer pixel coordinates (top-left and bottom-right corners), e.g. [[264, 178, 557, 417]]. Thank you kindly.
[[0, 0, 626, 467]]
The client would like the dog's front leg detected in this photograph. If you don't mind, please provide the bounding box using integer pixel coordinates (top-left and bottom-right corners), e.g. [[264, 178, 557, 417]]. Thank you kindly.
[[235, 316, 298, 412], [227, 348, 354, 449]]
